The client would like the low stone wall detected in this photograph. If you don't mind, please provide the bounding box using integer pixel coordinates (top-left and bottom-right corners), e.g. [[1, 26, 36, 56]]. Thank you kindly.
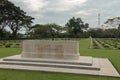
[[21, 40, 80, 60]]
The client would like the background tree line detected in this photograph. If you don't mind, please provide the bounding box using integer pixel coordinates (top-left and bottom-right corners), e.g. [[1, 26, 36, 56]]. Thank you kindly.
[[28, 17, 89, 39], [28, 16, 120, 39]]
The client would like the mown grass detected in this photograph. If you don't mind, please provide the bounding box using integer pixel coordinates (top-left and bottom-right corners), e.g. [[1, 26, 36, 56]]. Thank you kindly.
[[0, 48, 21, 58], [0, 39, 120, 80], [80, 39, 120, 72]]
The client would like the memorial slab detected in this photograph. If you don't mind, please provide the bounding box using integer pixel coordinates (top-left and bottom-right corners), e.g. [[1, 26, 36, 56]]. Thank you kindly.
[[21, 40, 79, 60]]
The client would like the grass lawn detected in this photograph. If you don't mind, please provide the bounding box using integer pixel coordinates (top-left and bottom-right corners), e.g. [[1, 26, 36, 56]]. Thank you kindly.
[[0, 39, 120, 80], [0, 48, 21, 58]]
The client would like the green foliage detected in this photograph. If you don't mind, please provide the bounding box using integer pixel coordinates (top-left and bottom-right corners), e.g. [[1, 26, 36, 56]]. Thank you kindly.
[[30, 23, 63, 39], [0, 0, 34, 38], [104, 17, 120, 28], [0, 29, 11, 39], [5, 43, 12, 48], [0, 40, 21, 48], [66, 17, 89, 38], [118, 24, 120, 30], [88, 28, 120, 38]]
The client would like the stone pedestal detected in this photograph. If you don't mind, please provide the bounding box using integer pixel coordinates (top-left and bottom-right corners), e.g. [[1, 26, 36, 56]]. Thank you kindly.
[[0, 40, 119, 77], [21, 40, 80, 60]]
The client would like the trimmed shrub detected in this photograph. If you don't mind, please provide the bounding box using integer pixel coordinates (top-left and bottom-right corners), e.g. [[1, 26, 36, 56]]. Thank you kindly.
[[5, 43, 12, 48]]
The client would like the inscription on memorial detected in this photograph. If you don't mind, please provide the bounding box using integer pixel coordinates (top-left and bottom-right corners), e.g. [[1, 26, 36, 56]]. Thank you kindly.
[[35, 45, 63, 53], [22, 40, 79, 60]]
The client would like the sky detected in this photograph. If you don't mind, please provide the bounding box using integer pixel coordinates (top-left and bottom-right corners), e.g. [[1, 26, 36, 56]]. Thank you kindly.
[[8, 0, 120, 28]]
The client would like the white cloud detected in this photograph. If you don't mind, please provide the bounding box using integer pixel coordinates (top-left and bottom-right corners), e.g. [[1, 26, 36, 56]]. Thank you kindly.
[[9, 0, 87, 20], [9, 0, 87, 12], [34, 14, 44, 18], [75, 11, 89, 15], [45, 0, 87, 12], [9, 0, 48, 12], [23, 0, 48, 11], [9, 0, 48, 23], [75, 9, 99, 16], [22, 0, 48, 12]]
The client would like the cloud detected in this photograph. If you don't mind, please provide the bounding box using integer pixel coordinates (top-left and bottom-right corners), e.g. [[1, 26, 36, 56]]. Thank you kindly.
[[9, 0, 87, 12], [9, 0, 87, 23], [75, 11, 89, 15], [9, 0, 48, 13], [74, 9, 98, 16], [9, 0, 48, 23], [22, 0, 47, 12], [45, 0, 87, 12]]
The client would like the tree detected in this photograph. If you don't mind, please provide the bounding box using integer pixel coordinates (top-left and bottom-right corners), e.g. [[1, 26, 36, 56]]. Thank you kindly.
[[118, 24, 120, 30], [45, 24, 62, 40], [66, 17, 89, 38], [104, 17, 120, 29], [88, 28, 104, 38], [103, 17, 120, 38], [0, 0, 34, 38], [0, 29, 11, 39], [0, 0, 8, 32], [30, 23, 62, 39]]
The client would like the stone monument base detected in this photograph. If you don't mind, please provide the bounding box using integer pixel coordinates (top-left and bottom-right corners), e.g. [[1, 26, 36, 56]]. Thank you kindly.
[[0, 55, 119, 77], [0, 40, 119, 77]]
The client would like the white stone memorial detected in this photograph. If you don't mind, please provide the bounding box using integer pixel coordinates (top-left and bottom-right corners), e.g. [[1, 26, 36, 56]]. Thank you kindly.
[[21, 40, 79, 60], [0, 40, 119, 77]]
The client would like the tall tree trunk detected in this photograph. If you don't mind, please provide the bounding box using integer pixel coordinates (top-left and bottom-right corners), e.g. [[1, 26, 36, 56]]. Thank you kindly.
[[12, 31, 17, 38]]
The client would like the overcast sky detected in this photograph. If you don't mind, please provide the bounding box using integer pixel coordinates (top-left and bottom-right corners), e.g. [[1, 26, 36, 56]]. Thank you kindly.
[[9, 0, 120, 28]]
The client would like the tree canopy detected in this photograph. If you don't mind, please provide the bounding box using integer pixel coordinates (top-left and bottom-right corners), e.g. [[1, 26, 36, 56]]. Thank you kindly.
[[29, 23, 62, 39], [104, 17, 120, 29], [66, 17, 89, 38], [0, 0, 34, 38]]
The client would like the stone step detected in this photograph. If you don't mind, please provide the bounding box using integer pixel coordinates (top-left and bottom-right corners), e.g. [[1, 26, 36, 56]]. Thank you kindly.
[[0, 58, 119, 77], [0, 57, 119, 77], [3, 55, 93, 66], [0, 58, 100, 70], [0, 64, 100, 76]]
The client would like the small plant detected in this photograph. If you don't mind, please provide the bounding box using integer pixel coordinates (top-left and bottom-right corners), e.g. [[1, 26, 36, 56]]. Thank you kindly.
[[5, 43, 12, 48], [0, 44, 3, 47], [15, 43, 20, 47]]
